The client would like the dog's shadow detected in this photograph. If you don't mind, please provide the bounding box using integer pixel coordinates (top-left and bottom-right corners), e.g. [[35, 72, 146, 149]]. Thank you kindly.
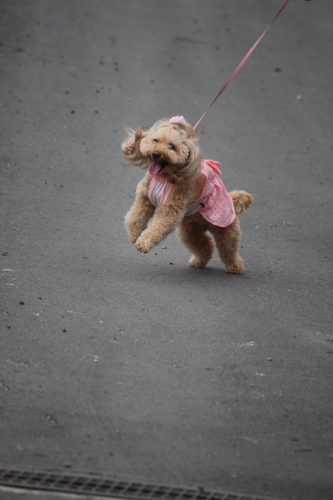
[[119, 252, 252, 293]]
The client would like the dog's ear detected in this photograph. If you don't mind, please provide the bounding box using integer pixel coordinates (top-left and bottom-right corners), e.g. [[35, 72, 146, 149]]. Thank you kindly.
[[134, 127, 143, 142], [121, 127, 146, 166], [184, 123, 196, 139], [171, 122, 196, 139], [181, 131, 202, 179]]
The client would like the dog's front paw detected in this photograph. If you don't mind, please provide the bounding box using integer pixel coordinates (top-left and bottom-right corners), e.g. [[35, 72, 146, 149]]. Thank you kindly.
[[125, 213, 144, 244], [135, 235, 154, 254], [127, 229, 140, 244]]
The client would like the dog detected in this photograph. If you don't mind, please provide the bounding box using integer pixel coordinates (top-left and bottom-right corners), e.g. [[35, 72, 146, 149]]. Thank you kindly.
[[121, 116, 253, 273]]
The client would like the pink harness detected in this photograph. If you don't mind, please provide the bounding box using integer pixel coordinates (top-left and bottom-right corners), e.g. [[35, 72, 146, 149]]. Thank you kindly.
[[148, 159, 235, 228]]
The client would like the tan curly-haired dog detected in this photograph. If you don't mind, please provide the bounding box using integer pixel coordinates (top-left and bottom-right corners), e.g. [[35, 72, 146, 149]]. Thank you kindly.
[[122, 116, 253, 273]]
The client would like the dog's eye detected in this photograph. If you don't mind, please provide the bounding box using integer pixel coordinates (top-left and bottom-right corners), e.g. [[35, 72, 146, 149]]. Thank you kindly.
[[168, 143, 176, 150], [152, 139, 159, 143]]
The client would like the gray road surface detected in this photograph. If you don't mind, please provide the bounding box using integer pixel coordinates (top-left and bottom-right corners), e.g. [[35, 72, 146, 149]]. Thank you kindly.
[[1, 1, 332, 499]]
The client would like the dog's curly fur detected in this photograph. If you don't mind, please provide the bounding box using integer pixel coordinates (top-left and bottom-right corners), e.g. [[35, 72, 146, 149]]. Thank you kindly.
[[122, 118, 253, 273]]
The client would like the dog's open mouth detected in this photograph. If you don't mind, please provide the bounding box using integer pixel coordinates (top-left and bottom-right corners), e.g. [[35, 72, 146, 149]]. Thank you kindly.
[[148, 161, 167, 175]]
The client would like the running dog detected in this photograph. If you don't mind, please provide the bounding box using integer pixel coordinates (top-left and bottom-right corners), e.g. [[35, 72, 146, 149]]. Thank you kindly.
[[121, 116, 253, 273]]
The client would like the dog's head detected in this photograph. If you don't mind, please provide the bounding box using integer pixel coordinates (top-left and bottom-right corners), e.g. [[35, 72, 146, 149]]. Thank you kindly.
[[122, 117, 202, 183]]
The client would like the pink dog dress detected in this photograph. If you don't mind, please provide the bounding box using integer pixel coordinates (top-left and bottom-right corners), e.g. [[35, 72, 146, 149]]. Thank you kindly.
[[148, 159, 235, 228]]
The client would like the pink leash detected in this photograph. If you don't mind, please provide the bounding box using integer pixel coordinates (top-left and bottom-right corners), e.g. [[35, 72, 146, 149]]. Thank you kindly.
[[193, 0, 291, 130]]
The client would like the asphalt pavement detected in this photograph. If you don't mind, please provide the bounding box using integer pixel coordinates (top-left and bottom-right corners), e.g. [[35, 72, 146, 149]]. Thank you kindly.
[[1, 1, 332, 499]]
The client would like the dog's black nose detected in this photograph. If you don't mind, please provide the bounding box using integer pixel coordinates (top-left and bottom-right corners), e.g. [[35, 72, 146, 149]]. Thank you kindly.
[[152, 151, 161, 160]]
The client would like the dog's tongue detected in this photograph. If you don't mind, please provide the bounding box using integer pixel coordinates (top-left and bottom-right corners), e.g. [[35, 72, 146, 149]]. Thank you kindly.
[[149, 161, 162, 175]]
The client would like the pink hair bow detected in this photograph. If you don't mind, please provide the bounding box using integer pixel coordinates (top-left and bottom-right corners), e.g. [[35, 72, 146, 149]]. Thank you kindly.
[[170, 116, 187, 125]]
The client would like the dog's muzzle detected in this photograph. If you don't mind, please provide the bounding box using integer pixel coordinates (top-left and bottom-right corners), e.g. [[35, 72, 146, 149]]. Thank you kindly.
[[152, 152, 161, 161]]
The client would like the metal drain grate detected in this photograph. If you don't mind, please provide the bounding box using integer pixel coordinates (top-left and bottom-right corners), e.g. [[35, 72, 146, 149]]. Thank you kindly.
[[0, 469, 288, 500]]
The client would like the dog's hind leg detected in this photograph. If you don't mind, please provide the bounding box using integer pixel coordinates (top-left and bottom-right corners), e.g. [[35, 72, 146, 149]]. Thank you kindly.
[[178, 220, 214, 268], [209, 217, 244, 274]]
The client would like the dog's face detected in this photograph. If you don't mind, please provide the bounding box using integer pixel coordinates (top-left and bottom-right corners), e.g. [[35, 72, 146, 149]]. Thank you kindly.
[[122, 119, 202, 183]]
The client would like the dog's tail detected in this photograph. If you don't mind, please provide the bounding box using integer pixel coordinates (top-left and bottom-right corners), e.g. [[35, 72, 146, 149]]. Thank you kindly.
[[229, 190, 254, 214]]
